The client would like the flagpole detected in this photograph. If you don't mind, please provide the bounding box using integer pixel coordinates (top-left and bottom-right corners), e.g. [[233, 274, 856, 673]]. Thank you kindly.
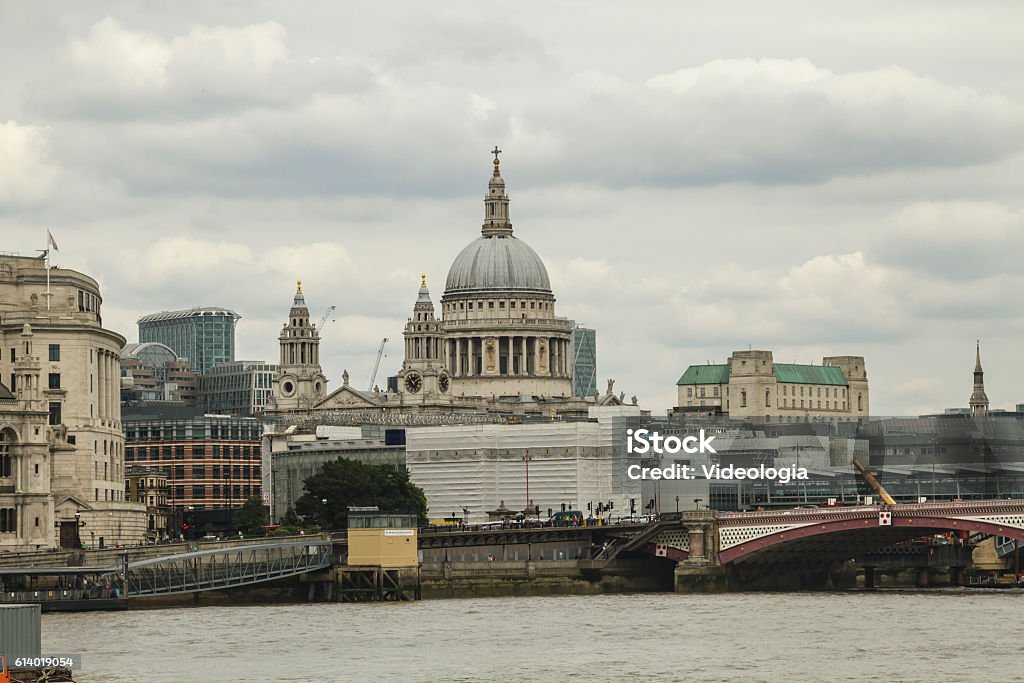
[[45, 230, 50, 311]]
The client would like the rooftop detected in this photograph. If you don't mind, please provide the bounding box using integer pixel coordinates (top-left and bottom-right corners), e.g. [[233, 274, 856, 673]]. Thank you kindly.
[[138, 307, 241, 324], [677, 363, 849, 386]]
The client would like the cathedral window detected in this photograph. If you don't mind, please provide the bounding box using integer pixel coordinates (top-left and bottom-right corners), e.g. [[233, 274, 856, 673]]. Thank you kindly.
[[511, 302, 516, 309], [499, 301, 505, 308], [488, 302, 494, 309], [713, 386, 719, 396], [740, 390, 747, 407]]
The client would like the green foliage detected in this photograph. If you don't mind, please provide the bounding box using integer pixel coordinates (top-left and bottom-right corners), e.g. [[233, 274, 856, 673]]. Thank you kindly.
[[235, 495, 269, 536], [294, 459, 428, 529], [281, 506, 300, 527]]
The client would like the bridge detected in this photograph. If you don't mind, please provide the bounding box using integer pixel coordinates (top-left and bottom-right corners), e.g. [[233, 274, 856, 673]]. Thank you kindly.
[[118, 539, 332, 597], [616, 499, 1024, 588], [0, 538, 333, 607]]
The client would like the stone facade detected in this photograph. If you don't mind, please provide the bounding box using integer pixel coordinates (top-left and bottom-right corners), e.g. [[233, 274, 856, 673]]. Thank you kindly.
[[409, 148, 573, 400], [268, 283, 328, 413], [676, 349, 869, 422], [0, 331, 53, 551], [0, 254, 147, 548]]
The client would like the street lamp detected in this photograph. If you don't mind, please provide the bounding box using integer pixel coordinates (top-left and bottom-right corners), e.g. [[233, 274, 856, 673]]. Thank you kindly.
[[321, 498, 328, 529], [675, 496, 680, 514], [521, 451, 532, 515]]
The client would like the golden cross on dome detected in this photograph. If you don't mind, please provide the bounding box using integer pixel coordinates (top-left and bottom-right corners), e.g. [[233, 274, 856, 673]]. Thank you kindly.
[[491, 146, 501, 165], [421, 273, 427, 287], [296, 279, 302, 293]]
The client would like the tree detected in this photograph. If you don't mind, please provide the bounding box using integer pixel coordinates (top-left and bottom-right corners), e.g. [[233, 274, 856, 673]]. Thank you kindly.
[[235, 496, 269, 536], [281, 506, 300, 527], [294, 459, 428, 529]]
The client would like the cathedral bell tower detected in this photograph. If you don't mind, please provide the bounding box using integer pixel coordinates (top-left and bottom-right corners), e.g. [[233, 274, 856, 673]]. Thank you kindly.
[[272, 281, 328, 411], [398, 275, 449, 398]]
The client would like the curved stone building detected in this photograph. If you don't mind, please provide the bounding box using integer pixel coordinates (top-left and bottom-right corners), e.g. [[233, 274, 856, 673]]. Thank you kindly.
[[0, 254, 147, 548]]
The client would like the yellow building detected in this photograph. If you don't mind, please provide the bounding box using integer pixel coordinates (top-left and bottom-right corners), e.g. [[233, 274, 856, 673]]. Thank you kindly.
[[346, 511, 418, 568]]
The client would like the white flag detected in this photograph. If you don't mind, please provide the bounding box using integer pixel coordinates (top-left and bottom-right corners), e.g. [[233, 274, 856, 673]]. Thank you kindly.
[[47, 229, 59, 252]]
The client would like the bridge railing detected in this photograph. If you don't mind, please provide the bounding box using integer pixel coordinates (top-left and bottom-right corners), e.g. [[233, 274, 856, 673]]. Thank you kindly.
[[718, 499, 1024, 525], [122, 540, 332, 597]]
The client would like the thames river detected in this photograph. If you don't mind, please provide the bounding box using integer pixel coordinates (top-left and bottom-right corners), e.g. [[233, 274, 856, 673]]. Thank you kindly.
[[43, 591, 1022, 682]]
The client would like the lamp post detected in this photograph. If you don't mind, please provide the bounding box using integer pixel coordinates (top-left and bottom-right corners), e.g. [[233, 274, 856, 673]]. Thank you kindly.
[[321, 498, 328, 529], [74, 511, 85, 549], [675, 496, 680, 514], [522, 451, 532, 516], [930, 436, 937, 501]]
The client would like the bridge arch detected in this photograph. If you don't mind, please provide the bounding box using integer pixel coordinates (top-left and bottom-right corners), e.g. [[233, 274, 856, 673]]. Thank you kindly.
[[719, 510, 1024, 565]]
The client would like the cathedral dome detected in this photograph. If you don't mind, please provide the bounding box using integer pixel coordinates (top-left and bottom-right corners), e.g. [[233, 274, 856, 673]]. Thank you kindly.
[[445, 234, 551, 295], [443, 148, 552, 297]]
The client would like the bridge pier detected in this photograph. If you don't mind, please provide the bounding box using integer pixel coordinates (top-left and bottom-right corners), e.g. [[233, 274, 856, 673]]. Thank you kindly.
[[864, 565, 875, 589], [949, 566, 963, 587], [916, 567, 931, 588]]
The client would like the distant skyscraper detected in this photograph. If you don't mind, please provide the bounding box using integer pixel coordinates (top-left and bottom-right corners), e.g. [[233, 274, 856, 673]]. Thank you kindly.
[[569, 322, 597, 397], [137, 307, 240, 375]]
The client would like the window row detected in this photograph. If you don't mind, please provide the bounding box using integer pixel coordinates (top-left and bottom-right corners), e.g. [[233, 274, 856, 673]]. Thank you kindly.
[[126, 445, 260, 461]]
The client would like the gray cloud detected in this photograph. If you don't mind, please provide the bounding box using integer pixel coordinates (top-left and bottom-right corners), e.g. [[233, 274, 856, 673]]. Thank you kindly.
[[2, 3, 1023, 415]]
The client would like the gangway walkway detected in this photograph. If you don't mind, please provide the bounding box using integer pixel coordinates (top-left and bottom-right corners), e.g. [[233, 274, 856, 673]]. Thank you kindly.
[[114, 540, 333, 597]]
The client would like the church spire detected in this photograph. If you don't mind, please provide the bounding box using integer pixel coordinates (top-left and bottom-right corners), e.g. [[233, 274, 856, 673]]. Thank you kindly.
[[482, 146, 513, 237], [969, 340, 989, 417]]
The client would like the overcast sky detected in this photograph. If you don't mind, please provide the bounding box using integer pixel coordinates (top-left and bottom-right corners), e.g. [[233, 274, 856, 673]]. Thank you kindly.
[[3, 2, 1023, 415]]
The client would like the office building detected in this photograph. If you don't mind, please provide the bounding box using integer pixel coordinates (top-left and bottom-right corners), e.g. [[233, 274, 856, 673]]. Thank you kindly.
[[120, 342, 200, 405], [569, 322, 597, 398], [200, 361, 278, 417], [675, 350, 869, 422], [138, 307, 240, 375], [123, 413, 263, 518]]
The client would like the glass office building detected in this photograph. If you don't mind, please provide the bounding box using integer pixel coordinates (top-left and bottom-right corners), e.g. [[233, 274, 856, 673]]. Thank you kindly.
[[200, 361, 279, 417], [138, 307, 240, 375], [569, 322, 597, 397]]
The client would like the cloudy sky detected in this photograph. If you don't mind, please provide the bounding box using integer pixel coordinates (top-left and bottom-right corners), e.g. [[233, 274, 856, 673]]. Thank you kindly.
[[3, 2, 1023, 415]]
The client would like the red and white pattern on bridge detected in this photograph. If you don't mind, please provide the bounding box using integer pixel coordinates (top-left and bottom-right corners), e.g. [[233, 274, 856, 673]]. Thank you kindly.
[[717, 500, 1024, 565]]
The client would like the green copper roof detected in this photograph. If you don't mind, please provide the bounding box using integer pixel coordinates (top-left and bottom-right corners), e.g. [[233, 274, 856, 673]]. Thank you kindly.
[[677, 365, 730, 385], [677, 363, 849, 386], [773, 364, 848, 386]]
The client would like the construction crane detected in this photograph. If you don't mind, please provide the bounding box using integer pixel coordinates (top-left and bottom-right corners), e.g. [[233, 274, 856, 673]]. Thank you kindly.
[[851, 456, 897, 505], [317, 305, 336, 337], [367, 337, 388, 391]]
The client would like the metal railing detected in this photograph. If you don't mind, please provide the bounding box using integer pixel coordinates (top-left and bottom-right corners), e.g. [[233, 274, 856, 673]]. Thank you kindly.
[[121, 540, 332, 596]]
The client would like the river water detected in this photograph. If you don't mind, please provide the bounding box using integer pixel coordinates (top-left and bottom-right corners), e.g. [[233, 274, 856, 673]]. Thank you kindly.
[[42, 590, 1022, 682]]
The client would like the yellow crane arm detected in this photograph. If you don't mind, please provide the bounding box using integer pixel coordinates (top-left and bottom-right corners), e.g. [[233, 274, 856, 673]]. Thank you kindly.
[[851, 456, 897, 505]]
